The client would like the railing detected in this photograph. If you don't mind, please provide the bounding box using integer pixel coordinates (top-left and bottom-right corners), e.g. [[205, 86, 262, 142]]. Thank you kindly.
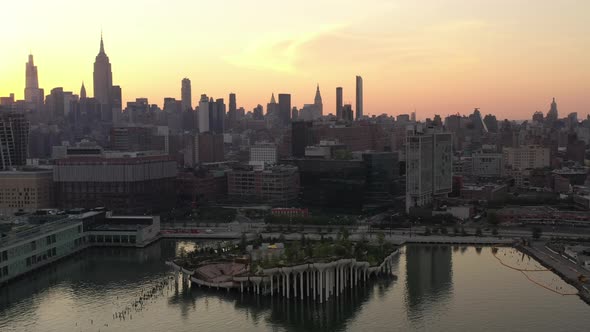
[[0, 217, 80, 248]]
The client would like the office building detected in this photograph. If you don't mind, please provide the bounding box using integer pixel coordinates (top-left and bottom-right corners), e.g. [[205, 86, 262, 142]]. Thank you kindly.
[[472, 152, 504, 177], [292, 121, 315, 158], [355, 76, 363, 120], [278, 93, 291, 126], [227, 164, 299, 204], [53, 151, 177, 213], [336, 87, 343, 120], [93, 34, 113, 106], [314, 84, 323, 117], [502, 145, 550, 170], [250, 142, 278, 164], [343, 104, 353, 122], [198, 94, 210, 133], [406, 129, 452, 212], [0, 112, 29, 170], [24, 54, 44, 111], [0, 169, 53, 214], [181, 78, 192, 111]]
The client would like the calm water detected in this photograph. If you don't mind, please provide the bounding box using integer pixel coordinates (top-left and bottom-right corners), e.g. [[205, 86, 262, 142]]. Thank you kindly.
[[1, 241, 589, 332]]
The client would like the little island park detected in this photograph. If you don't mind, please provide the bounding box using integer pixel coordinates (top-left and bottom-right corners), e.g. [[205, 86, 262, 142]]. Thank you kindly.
[[168, 230, 399, 303]]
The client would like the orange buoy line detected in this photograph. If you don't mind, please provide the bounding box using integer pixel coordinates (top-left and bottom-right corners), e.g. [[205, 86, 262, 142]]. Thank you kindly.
[[492, 250, 549, 272], [519, 271, 578, 296]]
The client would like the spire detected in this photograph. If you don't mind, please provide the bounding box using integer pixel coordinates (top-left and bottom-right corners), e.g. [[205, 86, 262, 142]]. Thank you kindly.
[[270, 93, 276, 104], [28, 53, 34, 64], [80, 81, 87, 99], [99, 31, 105, 55], [314, 84, 322, 104]]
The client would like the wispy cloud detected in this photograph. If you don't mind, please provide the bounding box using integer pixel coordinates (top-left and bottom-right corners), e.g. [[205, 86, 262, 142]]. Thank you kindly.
[[223, 24, 345, 74]]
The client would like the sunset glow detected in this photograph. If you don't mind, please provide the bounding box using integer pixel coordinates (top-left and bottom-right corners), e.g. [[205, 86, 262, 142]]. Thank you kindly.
[[1, 0, 588, 119]]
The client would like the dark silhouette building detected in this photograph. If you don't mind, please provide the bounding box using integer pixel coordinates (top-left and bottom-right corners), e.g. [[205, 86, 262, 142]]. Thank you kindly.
[[0, 112, 29, 170], [278, 93, 291, 126]]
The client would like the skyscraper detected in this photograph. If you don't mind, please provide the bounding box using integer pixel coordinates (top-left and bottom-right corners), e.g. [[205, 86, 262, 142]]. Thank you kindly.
[[228, 93, 237, 127], [314, 84, 323, 117], [80, 82, 87, 100], [355, 76, 363, 120], [181, 78, 192, 111], [214, 98, 225, 133], [336, 87, 343, 120], [0, 112, 29, 170], [278, 93, 291, 126], [24, 54, 44, 110], [93, 33, 113, 106], [547, 97, 558, 122], [198, 94, 210, 133]]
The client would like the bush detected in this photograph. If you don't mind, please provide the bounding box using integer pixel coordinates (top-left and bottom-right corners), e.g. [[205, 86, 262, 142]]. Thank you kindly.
[[475, 227, 483, 237], [532, 227, 542, 240]]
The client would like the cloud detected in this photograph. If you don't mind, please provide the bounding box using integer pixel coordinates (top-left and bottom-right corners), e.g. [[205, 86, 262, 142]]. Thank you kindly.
[[223, 24, 345, 74]]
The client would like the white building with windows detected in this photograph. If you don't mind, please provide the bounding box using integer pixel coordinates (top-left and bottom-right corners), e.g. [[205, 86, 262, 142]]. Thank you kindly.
[[249, 142, 277, 165], [405, 127, 452, 212]]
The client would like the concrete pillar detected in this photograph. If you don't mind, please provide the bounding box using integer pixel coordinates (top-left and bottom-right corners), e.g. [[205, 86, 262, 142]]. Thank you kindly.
[[293, 273, 297, 299], [241, 281, 243, 293], [319, 269, 323, 303], [306, 270, 310, 298], [282, 274, 286, 297], [335, 267, 339, 296], [300, 272, 304, 300], [350, 266, 353, 288], [312, 270, 316, 300], [286, 273, 290, 299], [271, 275, 274, 296]]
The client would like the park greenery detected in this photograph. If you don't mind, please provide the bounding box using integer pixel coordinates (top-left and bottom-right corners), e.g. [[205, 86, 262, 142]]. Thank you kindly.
[[175, 229, 397, 274]]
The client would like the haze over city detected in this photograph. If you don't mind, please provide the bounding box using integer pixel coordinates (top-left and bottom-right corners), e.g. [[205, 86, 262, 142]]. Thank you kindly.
[[1, 0, 589, 120]]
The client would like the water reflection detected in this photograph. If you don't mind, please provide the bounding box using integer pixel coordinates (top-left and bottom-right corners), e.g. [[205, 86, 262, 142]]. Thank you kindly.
[[405, 245, 453, 321]]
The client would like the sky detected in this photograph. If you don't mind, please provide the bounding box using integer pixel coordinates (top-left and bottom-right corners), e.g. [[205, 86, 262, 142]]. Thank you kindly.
[[0, 0, 588, 120]]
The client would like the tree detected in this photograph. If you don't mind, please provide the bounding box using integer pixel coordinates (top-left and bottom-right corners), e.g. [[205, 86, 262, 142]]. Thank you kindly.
[[278, 234, 286, 243], [300, 233, 306, 246], [424, 227, 432, 236], [440, 227, 448, 235], [492, 228, 499, 236], [532, 227, 542, 240], [475, 227, 483, 237], [453, 227, 460, 236]]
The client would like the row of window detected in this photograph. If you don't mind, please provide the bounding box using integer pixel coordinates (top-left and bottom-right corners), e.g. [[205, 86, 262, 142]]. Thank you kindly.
[[88, 235, 137, 244], [26, 248, 57, 267], [0, 250, 7, 263], [0, 266, 8, 278]]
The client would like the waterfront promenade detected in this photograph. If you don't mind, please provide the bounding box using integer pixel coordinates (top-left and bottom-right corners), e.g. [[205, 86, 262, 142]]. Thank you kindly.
[[519, 242, 590, 304]]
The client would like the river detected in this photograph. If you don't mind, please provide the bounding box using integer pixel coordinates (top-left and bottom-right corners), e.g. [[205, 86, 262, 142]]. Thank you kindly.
[[0, 241, 589, 331]]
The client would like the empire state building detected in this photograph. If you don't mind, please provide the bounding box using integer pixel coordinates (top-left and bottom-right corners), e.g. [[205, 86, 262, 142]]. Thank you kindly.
[[93, 34, 113, 106]]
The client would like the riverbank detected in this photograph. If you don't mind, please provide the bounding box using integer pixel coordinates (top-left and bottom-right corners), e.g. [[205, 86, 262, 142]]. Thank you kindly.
[[517, 243, 590, 305]]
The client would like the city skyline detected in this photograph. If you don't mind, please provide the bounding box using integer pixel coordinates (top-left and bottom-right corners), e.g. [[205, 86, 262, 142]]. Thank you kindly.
[[1, 0, 589, 120]]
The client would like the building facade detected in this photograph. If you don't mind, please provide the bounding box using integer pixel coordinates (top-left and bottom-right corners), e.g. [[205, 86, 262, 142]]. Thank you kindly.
[[0, 169, 53, 215], [53, 152, 177, 213], [227, 164, 299, 204], [406, 130, 452, 212], [502, 145, 550, 170], [0, 112, 29, 170]]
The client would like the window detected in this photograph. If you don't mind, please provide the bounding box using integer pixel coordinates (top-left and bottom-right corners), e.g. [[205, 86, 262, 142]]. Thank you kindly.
[[129, 236, 136, 243], [52, 248, 56, 256], [26, 257, 31, 266], [31, 241, 36, 251], [3, 266, 8, 277], [46, 235, 51, 245], [51, 234, 56, 243], [1, 251, 6, 262]]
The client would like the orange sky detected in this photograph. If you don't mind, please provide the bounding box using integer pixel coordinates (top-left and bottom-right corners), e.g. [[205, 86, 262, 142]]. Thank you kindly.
[[0, 0, 588, 120]]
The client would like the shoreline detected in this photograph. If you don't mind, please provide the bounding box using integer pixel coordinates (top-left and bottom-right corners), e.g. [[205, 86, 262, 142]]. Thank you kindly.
[[516, 244, 590, 305]]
